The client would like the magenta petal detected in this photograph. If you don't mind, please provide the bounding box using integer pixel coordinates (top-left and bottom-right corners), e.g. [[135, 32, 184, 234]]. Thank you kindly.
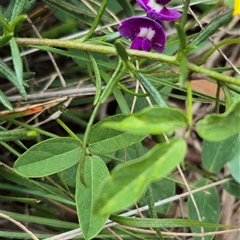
[[118, 17, 166, 53], [136, 0, 148, 11], [136, 0, 171, 11], [131, 37, 152, 52], [142, 38, 152, 51], [136, 0, 181, 22], [136, 0, 171, 6], [131, 37, 144, 50], [148, 7, 181, 21], [157, 0, 171, 4]]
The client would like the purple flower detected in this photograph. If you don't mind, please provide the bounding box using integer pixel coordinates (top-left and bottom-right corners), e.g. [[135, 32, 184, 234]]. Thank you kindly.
[[118, 17, 166, 53], [136, 0, 181, 21]]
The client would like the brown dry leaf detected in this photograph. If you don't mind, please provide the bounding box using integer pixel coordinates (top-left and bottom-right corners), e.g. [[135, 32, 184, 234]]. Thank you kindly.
[[191, 80, 224, 99]]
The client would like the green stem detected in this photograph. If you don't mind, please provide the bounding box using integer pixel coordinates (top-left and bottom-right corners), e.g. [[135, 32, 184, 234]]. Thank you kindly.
[[46, 176, 73, 199], [227, 84, 240, 95], [79, 60, 124, 185], [0, 195, 39, 204], [146, 187, 163, 240], [79, 104, 100, 185], [79, 0, 109, 42], [180, 0, 191, 27], [0, 141, 21, 157], [15, 38, 240, 86], [8, 119, 58, 138], [56, 118, 81, 142], [100, 61, 125, 103], [117, 82, 148, 97], [186, 81, 192, 137], [215, 83, 221, 113], [85, 52, 102, 105], [198, 38, 240, 65], [175, 22, 186, 51]]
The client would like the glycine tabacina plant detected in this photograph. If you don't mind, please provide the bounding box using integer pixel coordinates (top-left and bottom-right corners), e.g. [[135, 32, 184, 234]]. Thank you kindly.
[[1, 0, 240, 240]]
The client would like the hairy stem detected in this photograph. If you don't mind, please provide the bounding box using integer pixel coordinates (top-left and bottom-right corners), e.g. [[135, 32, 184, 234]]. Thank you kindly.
[[15, 38, 240, 87]]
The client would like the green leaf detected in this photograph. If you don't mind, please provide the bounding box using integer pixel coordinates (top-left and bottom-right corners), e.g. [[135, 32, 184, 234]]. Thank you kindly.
[[100, 70, 130, 114], [61, 163, 78, 187], [188, 179, 220, 240], [0, 33, 14, 47], [110, 215, 234, 229], [0, 167, 74, 204], [0, 58, 27, 100], [0, 232, 51, 239], [14, 137, 81, 177], [36, 46, 115, 70], [116, 0, 134, 17], [0, 210, 78, 229], [0, 182, 75, 206], [202, 134, 238, 173], [79, 0, 109, 42], [99, 61, 125, 104], [9, 0, 27, 22], [42, 0, 112, 25], [227, 134, 240, 183], [9, 38, 24, 88], [88, 115, 147, 154], [188, 11, 232, 49], [115, 40, 129, 63], [0, 89, 13, 111], [224, 0, 234, 8], [76, 156, 109, 240], [222, 178, 240, 199], [86, 52, 101, 105], [103, 106, 188, 135], [139, 177, 175, 214], [134, 72, 167, 107], [196, 100, 240, 141], [22, 0, 36, 14], [94, 138, 187, 216]]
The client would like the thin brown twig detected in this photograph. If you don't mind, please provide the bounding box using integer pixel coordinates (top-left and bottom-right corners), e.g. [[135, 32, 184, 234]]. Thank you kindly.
[[120, 225, 240, 237], [6, 86, 103, 103], [107, 227, 123, 240], [177, 165, 205, 240], [0, 213, 39, 240]]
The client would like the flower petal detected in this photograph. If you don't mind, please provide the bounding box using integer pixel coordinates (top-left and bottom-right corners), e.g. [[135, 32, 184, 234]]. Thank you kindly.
[[157, 0, 171, 4], [142, 38, 153, 51], [148, 7, 181, 21], [118, 17, 166, 53], [131, 37, 144, 50], [136, 0, 181, 21], [131, 37, 152, 52], [136, 0, 148, 11]]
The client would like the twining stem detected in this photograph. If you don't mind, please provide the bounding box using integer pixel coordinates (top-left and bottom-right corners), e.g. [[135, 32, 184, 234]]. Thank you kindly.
[[79, 0, 109, 42], [187, 81, 193, 127], [215, 83, 221, 113], [56, 118, 81, 142], [198, 38, 240, 65], [79, 60, 124, 185], [0, 141, 21, 157], [15, 38, 240, 87], [180, 0, 191, 27], [146, 187, 164, 240], [8, 119, 58, 138], [78, 103, 100, 186]]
